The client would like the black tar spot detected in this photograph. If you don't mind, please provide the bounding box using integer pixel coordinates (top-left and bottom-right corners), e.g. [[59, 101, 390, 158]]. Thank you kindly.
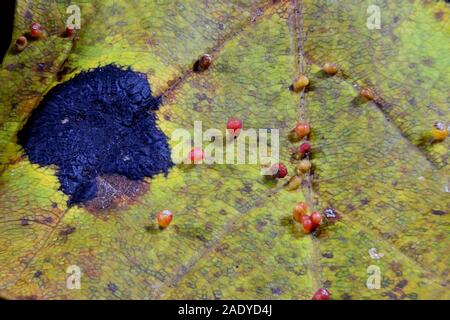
[[19, 64, 173, 204]]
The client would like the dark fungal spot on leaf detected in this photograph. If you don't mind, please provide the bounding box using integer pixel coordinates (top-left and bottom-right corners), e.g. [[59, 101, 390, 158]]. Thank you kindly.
[[19, 65, 173, 205], [59, 226, 76, 237], [431, 209, 447, 216], [341, 293, 352, 300], [107, 282, 118, 293], [323, 207, 341, 222], [360, 198, 369, 205], [435, 10, 445, 21], [20, 217, 29, 226], [396, 279, 408, 289], [271, 287, 283, 295], [36, 62, 46, 72]]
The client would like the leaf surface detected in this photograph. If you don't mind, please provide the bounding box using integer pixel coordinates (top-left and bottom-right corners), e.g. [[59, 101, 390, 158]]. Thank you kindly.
[[0, 0, 449, 299]]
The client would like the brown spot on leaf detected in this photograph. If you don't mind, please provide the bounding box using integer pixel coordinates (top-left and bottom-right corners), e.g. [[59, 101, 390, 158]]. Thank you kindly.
[[421, 58, 433, 66], [396, 279, 408, 289], [341, 293, 352, 300], [435, 10, 445, 21], [59, 226, 76, 236], [84, 175, 149, 214], [79, 248, 101, 279]]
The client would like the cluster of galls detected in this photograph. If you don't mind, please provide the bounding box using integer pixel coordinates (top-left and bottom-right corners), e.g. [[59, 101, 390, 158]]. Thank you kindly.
[[293, 121, 312, 168], [14, 22, 76, 53], [292, 202, 323, 233], [291, 70, 335, 300]]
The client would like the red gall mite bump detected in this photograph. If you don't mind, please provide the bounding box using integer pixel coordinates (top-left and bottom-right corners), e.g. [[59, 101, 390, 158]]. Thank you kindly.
[[157, 210, 173, 229], [312, 288, 330, 300], [301, 215, 313, 233], [30, 22, 45, 39], [323, 62, 338, 75], [310, 211, 322, 229], [431, 122, 448, 142], [200, 54, 212, 69], [15, 36, 28, 52], [294, 122, 310, 139], [194, 54, 212, 72], [293, 201, 308, 222], [272, 163, 288, 179], [360, 87, 374, 100], [65, 26, 75, 38], [227, 118, 243, 138], [188, 147, 204, 164], [292, 75, 309, 93], [299, 141, 311, 155]]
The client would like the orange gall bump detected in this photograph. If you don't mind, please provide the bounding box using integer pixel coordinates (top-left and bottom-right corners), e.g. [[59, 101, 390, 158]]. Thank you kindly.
[[292, 75, 309, 92], [157, 210, 173, 229], [15, 36, 27, 52], [323, 62, 338, 75], [431, 122, 448, 142], [297, 159, 312, 174], [360, 87, 374, 100], [293, 202, 308, 222], [188, 147, 205, 164], [294, 122, 310, 139], [30, 22, 45, 39]]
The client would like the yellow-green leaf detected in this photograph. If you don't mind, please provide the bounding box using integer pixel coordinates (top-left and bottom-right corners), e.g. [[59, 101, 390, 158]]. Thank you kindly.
[[0, 0, 448, 300]]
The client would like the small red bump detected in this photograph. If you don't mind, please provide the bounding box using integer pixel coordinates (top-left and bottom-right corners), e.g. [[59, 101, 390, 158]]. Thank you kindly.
[[200, 54, 212, 69], [310, 211, 322, 229], [312, 288, 330, 300], [272, 163, 288, 178], [188, 147, 205, 164], [194, 54, 212, 72], [157, 210, 173, 229], [66, 26, 75, 37], [227, 118, 243, 137], [15, 36, 28, 52], [30, 22, 44, 38], [299, 141, 311, 155], [301, 215, 313, 233]]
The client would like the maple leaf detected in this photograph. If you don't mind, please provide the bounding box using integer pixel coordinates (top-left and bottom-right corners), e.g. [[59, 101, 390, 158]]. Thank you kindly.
[[0, 0, 448, 299]]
